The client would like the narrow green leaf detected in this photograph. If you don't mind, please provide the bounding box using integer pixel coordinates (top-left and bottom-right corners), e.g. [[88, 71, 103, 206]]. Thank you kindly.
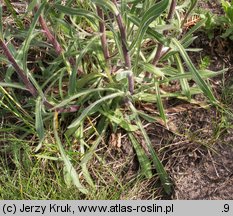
[[78, 118, 109, 187], [137, 110, 158, 123], [34, 155, 60, 161], [53, 112, 88, 194], [0, 82, 27, 90], [132, 0, 169, 70], [129, 102, 172, 194], [131, 0, 169, 49], [92, 0, 119, 15], [171, 38, 217, 103], [100, 109, 138, 131], [142, 63, 164, 78], [76, 35, 100, 67], [128, 15, 167, 45], [68, 92, 124, 129], [81, 162, 95, 188], [76, 72, 103, 89], [54, 4, 99, 23], [78, 125, 95, 188], [22, 1, 46, 73], [160, 68, 227, 83], [175, 54, 191, 100], [128, 133, 153, 178], [27, 0, 39, 12], [181, 19, 206, 44], [52, 88, 119, 110], [68, 67, 77, 96], [155, 82, 167, 124], [63, 166, 73, 187], [80, 118, 108, 165], [35, 97, 45, 144]]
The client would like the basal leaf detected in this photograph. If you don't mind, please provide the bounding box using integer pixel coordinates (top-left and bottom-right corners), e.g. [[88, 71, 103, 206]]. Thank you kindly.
[[171, 38, 217, 103], [128, 133, 152, 178], [68, 92, 124, 129], [53, 112, 88, 194]]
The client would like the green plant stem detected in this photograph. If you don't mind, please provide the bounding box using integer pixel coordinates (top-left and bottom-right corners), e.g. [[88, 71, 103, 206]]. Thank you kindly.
[[112, 0, 134, 94]]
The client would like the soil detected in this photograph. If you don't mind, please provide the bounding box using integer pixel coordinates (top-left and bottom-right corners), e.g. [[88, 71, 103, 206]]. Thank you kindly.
[[164, 104, 233, 200], [172, 143, 233, 199]]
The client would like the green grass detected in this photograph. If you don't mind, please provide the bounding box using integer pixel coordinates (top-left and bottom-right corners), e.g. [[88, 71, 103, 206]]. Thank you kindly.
[[0, 136, 163, 199]]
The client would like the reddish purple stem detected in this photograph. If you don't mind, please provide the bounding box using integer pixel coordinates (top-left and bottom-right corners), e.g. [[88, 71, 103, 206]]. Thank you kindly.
[[112, 0, 134, 94], [0, 39, 80, 114], [0, 39, 38, 97], [35, 5, 82, 75], [145, 0, 177, 79], [35, 5, 62, 55], [152, 0, 177, 66], [97, 6, 110, 63]]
